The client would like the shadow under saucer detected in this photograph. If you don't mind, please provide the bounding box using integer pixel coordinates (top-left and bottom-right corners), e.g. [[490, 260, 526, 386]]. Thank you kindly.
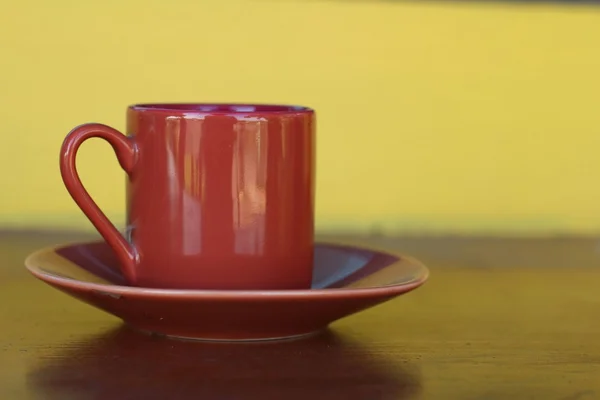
[[27, 325, 422, 400]]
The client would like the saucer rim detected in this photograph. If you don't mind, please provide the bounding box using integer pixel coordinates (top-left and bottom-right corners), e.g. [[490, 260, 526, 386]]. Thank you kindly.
[[25, 240, 429, 300]]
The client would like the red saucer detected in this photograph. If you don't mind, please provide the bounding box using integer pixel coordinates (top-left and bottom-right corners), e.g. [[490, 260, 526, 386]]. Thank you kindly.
[[25, 241, 429, 342]]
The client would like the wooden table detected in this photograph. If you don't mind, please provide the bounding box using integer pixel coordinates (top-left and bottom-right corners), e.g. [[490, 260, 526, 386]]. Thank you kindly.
[[1, 230, 599, 399]]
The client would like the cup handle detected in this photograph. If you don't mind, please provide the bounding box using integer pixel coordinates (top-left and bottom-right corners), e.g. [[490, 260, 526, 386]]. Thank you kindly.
[[59, 123, 138, 283]]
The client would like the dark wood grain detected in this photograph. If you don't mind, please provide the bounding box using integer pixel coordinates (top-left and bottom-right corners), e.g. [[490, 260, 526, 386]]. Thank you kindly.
[[1, 230, 599, 399]]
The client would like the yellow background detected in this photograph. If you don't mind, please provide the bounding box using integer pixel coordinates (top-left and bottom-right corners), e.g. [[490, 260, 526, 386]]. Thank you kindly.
[[1, 0, 600, 235]]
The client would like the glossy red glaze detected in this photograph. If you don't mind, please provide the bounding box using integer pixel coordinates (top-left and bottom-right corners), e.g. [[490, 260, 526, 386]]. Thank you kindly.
[[25, 240, 429, 341], [60, 104, 316, 290]]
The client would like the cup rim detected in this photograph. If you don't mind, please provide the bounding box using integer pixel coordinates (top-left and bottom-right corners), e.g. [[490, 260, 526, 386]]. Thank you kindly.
[[128, 103, 314, 116]]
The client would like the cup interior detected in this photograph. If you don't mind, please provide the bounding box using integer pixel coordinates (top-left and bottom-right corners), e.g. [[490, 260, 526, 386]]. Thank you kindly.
[[130, 103, 312, 114]]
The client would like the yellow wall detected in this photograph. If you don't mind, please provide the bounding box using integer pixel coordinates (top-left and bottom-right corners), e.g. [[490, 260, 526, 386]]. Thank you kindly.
[[1, 0, 600, 235]]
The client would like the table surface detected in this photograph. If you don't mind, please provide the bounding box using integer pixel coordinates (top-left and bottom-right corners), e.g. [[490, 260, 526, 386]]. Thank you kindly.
[[1, 230, 600, 400]]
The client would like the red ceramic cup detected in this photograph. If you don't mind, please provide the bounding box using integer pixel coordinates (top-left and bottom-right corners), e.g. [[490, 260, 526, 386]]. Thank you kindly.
[[59, 104, 316, 290]]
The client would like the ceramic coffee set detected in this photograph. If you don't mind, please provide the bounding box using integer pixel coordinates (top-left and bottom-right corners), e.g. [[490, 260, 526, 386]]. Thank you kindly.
[[25, 104, 429, 342]]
